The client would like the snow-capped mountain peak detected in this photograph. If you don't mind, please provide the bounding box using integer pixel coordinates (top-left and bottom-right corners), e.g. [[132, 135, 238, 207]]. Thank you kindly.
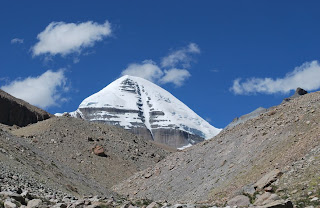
[[71, 75, 221, 148]]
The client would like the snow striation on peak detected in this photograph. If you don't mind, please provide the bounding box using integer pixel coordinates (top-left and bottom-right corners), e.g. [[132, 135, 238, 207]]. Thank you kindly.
[[72, 75, 221, 148]]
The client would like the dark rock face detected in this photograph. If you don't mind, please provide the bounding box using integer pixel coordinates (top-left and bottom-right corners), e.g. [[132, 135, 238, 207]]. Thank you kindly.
[[283, 87, 308, 102], [152, 128, 204, 148], [73, 107, 205, 149], [0, 90, 51, 127], [295, 87, 308, 96]]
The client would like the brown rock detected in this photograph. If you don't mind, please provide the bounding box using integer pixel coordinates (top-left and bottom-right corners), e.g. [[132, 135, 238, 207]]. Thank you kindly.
[[254, 169, 282, 190], [264, 186, 273, 192], [92, 145, 107, 157]]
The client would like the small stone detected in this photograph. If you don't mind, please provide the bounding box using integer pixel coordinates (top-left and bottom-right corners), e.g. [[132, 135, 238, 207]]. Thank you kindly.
[[254, 192, 272, 205], [27, 199, 42, 208], [227, 195, 250, 207], [290, 189, 297, 194], [146, 202, 158, 208], [261, 200, 293, 208], [86, 202, 108, 208], [52, 203, 67, 208], [4, 200, 17, 208], [264, 194, 281, 205], [310, 197, 318, 202], [264, 186, 273, 192], [242, 184, 256, 195]]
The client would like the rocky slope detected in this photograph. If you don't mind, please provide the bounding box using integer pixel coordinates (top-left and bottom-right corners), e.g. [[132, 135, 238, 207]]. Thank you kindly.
[[113, 90, 320, 207], [0, 89, 51, 127], [10, 116, 171, 190], [69, 75, 221, 148]]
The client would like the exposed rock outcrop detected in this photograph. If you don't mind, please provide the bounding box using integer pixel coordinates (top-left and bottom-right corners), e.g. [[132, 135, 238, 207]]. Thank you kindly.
[[282, 87, 308, 103], [0, 90, 51, 127]]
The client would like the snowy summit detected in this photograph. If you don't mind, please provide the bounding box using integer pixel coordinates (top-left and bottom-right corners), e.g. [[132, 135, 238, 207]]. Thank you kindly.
[[70, 75, 221, 148]]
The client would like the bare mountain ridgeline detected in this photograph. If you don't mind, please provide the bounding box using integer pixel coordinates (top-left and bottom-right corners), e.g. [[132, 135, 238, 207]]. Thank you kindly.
[[0, 89, 51, 127]]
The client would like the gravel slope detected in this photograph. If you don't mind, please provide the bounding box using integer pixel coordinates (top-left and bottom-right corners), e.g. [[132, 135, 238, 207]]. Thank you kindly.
[[113, 91, 320, 206], [0, 116, 172, 202]]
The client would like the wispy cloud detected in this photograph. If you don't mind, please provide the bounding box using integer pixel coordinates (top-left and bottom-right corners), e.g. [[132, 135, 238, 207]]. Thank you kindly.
[[1, 70, 68, 108], [11, 38, 24, 44], [32, 20, 112, 57], [161, 43, 200, 68], [231, 60, 320, 95], [121, 43, 199, 87]]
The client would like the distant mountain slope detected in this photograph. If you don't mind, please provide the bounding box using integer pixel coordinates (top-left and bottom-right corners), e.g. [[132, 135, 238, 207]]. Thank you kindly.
[[70, 75, 221, 148], [0, 89, 51, 127], [113, 90, 320, 206]]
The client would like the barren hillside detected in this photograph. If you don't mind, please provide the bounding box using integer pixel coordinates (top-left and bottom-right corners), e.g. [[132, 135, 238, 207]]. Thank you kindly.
[[10, 116, 172, 189], [113, 91, 320, 207]]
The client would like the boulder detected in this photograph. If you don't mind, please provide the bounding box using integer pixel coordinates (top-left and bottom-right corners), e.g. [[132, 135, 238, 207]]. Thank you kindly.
[[4, 200, 17, 208], [27, 199, 42, 208], [254, 169, 282, 190], [0, 192, 25, 205], [264, 194, 281, 205], [259, 200, 293, 208], [254, 192, 272, 206], [227, 195, 251, 207]]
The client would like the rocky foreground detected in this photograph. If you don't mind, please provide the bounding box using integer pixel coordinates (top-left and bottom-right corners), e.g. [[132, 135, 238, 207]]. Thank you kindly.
[[1, 89, 320, 207]]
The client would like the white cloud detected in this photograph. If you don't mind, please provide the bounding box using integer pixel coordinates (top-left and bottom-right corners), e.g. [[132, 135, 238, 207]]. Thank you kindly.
[[32, 20, 111, 56], [121, 60, 163, 82], [231, 60, 320, 95], [161, 43, 200, 68], [11, 38, 24, 44], [160, 68, 191, 87], [1, 70, 68, 108], [121, 43, 199, 87]]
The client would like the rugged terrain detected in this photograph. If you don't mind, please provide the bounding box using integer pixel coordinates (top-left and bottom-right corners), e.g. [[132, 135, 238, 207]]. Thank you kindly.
[[1, 88, 319, 207], [113, 91, 320, 207], [70, 75, 221, 148], [0, 114, 173, 208], [0, 90, 51, 127], [10, 116, 171, 189]]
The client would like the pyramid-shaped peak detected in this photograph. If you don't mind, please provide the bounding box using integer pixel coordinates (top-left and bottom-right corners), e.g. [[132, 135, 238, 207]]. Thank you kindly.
[[72, 76, 221, 148]]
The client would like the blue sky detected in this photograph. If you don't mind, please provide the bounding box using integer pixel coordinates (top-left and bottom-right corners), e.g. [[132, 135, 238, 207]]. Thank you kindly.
[[1, 1, 320, 128]]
